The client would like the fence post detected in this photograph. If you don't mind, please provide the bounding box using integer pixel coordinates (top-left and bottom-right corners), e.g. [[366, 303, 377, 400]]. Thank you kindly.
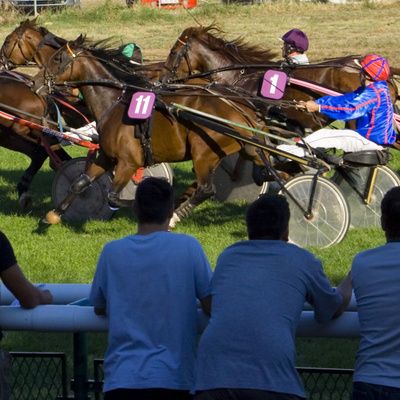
[[73, 332, 89, 400]]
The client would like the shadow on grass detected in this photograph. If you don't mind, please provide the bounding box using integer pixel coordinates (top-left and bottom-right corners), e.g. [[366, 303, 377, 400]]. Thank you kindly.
[[0, 163, 248, 235], [0, 169, 54, 216]]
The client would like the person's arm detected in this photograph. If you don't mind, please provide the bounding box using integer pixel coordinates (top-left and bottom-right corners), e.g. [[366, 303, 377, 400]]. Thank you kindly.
[[89, 247, 108, 317], [332, 271, 352, 319], [1, 263, 52, 309], [304, 100, 319, 113]]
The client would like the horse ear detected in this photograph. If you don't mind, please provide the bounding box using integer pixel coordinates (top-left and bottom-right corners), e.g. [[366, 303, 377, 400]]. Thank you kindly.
[[76, 34, 85, 45]]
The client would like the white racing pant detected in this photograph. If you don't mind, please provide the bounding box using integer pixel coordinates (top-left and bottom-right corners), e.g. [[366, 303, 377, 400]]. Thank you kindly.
[[278, 128, 383, 157]]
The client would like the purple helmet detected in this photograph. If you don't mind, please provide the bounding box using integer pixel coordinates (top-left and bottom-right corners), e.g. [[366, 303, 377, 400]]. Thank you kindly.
[[281, 29, 309, 52]]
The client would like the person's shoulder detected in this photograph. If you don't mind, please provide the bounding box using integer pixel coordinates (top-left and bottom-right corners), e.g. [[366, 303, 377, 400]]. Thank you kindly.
[[214, 240, 247, 260], [102, 236, 132, 251], [285, 242, 322, 267], [221, 240, 249, 253], [166, 232, 203, 246], [353, 244, 387, 263], [286, 242, 315, 256]]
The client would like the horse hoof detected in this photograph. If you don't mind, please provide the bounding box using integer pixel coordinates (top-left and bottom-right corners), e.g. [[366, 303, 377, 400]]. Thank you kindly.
[[44, 210, 62, 225], [168, 212, 181, 230], [18, 192, 32, 210]]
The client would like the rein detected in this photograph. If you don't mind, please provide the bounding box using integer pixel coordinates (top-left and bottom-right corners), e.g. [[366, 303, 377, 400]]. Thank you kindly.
[[166, 61, 361, 83]]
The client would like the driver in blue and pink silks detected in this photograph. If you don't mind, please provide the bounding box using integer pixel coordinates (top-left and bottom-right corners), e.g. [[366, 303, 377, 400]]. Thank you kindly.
[[279, 54, 396, 157]]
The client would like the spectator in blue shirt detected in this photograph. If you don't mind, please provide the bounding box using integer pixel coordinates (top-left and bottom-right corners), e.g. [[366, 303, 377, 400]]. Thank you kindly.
[[194, 194, 352, 400], [350, 186, 400, 399], [89, 177, 212, 400]]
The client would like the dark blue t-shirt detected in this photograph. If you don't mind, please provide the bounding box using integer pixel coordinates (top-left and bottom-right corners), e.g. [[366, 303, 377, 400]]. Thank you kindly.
[[0, 231, 17, 272]]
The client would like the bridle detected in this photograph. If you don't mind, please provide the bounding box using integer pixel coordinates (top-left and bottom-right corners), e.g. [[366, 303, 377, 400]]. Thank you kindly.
[[163, 37, 194, 82], [0, 30, 39, 70], [40, 42, 82, 95]]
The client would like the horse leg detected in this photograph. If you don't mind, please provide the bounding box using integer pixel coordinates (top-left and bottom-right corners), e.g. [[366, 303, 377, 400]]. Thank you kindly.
[[17, 146, 49, 210], [170, 165, 216, 228], [44, 153, 113, 224], [107, 160, 137, 210], [0, 130, 49, 209], [175, 182, 198, 207]]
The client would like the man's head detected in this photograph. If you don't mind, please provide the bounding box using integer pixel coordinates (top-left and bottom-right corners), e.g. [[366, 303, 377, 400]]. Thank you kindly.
[[360, 54, 390, 82], [281, 28, 309, 58], [246, 194, 290, 241], [134, 177, 174, 225], [381, 187, 400, 241]]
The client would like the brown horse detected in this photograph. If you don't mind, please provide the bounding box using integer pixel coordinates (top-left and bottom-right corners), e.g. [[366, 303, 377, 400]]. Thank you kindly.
[[34, 36, 269, 226], [160, 25, 399, 133], [0, 20, 107, 209], [0, 69, 73, 209]]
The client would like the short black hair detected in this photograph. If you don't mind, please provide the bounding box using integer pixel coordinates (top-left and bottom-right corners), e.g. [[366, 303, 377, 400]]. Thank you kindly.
[[381, 187, 400, 239], [134, 177, 174, 224], [246, 194, 290, 240]]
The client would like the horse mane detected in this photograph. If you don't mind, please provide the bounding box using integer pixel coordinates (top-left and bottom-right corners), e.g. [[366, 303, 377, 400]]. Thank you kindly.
[[71, 36, 153, 89], [16, 18, 49, 37], [15, 18, 68, 49], [183, 24, 278, 65]]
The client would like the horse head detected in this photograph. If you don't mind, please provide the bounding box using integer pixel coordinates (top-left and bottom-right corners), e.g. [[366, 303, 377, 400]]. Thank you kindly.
[[0, 18, 67, 69], [161, 24, 277, 84], [33, 35, 88, 96], [161, 26, 205, 83]]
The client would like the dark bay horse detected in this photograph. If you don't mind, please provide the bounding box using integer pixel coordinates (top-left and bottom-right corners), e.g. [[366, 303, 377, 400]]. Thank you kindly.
[[0, 70, 72, 209], [34, 36, 269, 226], [0, 20, 104, 209], [160, 25, 399, 133]]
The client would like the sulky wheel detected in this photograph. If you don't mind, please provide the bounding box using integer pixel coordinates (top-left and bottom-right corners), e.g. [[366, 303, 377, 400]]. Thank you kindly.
[[332, 165, 400, 228], [213, 154, 267, 203], [280, 175, 350, 249], [51, 157, 114, 222], [118, 163, 173, 202]]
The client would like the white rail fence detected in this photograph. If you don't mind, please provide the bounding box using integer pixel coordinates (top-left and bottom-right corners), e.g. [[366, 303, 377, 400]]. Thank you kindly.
[[0, 283, 360, 337]]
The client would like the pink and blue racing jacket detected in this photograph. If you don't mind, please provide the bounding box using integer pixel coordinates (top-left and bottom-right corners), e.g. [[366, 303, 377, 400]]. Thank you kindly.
[[315, 81, 395, 145]]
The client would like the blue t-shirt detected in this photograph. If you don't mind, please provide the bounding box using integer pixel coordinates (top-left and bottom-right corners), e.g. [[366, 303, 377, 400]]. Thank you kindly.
[[352, 242, 400, 388], [195, 240, 342, 397], [89, 231, 212, 392]]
